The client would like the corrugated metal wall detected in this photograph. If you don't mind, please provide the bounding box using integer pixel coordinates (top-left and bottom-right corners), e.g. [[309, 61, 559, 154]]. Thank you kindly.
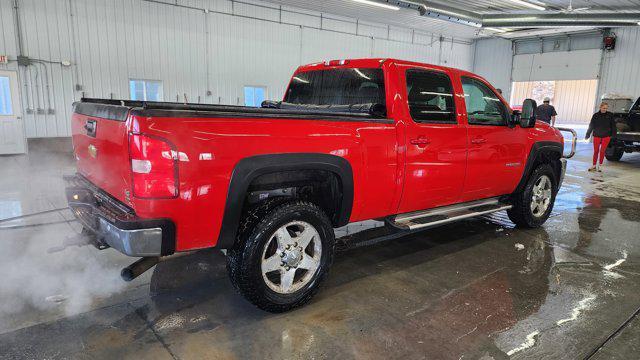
[[599, 27, 640, 100], [554, 80, 599, 125], [472, 38, 514, 101], [0, 0, 475, 138]]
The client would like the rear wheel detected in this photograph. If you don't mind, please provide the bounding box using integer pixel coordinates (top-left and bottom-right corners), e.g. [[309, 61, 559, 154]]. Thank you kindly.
[[508, 164, 557, 228], [227, 201, 334, 312], [605, 142, 624, 162]]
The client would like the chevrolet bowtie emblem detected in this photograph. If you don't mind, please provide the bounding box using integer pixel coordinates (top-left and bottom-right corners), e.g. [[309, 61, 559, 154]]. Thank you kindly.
[[88, 144, 98, 158]]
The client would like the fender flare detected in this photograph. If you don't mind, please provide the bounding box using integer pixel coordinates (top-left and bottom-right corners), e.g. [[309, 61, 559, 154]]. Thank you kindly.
[[216, 153, 354, 249], [513, 141, 563, 194]]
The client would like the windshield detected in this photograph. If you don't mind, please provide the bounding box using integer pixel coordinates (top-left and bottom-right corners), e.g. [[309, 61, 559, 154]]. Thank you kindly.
[[285, 68, 385, 106], [633, 98, 640, 112], [605, 98, 634, 113]]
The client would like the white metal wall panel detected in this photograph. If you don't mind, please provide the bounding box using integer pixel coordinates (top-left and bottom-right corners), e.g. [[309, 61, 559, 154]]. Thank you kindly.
[[388, 27, 412, 43], [17, 0, 75, 138], [512, 49, 602, 82], [441, 41, 473, 71], [473, 38, 514, 100], [373, 40, 431, 64], [235, 1, 280, 22], [599, 27, 640, 100], [357, 21, 388, 39], [0, 0, 475, 138], [279, 6, 320, 28], [0, 0, 18, 58], [299, 27, 372, 65], [321, 14, 357, 34], [208, 12, 301, 104], [554, 79, 599, 125]]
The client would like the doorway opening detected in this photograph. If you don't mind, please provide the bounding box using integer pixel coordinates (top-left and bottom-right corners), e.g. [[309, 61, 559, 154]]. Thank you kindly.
[[510, 79, 598, 127]]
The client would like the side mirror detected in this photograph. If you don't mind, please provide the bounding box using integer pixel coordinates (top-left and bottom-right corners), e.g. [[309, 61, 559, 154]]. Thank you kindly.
[[520, 99, 538, 128], [509, 110, 521, 128]]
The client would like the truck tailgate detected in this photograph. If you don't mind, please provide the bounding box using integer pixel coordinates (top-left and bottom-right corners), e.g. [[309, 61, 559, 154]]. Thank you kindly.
[[71, 102, 132, 207]]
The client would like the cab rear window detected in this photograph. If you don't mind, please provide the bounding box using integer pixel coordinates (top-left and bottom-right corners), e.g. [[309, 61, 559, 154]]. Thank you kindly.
[[285, 68, 385, 107]]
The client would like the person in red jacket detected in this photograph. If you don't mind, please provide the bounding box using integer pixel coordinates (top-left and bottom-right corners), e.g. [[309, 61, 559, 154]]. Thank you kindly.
[[585, 102, 617, 172]]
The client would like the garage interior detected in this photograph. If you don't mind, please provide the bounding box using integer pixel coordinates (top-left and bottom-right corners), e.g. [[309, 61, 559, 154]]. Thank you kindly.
[[1, 0, 640, 359]]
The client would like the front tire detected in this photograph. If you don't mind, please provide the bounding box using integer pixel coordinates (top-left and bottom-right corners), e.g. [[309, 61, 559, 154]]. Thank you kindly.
[[227, 201, 335, 313], [605, 142, 624, 162], [508, 164, 557, 228]]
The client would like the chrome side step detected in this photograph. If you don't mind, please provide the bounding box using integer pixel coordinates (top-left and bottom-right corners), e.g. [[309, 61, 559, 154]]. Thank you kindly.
[[390, 197, 512, 231]]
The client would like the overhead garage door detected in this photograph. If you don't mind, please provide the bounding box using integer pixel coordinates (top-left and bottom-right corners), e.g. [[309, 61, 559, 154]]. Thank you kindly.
[[512, 49, 602, 82]]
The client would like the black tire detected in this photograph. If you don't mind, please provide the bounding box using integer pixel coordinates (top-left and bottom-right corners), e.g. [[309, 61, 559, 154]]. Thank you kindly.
[[227, 200, 335, 313], [605, 143, 624, 161], [508, 164, 557, 228]]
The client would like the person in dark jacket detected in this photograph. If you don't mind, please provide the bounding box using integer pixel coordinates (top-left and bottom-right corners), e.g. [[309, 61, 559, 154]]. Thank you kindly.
[[536, 97, 558, 126], [585, 102, 617, 172]]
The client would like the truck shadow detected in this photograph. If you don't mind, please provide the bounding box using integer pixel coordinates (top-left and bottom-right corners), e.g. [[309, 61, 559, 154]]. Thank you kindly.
[[137, 216, 540, 325], [127, 218, 560, 360]]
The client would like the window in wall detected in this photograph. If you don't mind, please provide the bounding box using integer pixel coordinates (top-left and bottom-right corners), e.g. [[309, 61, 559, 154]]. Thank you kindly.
[[406, 69, 456, 123], [461, 77, 508, 126], [0, 76, 12, 115], [244, 86, 266, 107], [129, 79, 163, 101]]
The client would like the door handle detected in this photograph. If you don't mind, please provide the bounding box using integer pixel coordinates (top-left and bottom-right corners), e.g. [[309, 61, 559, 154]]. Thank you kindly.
[[471, 137, 487, 145], [410, 136, 430, 148]]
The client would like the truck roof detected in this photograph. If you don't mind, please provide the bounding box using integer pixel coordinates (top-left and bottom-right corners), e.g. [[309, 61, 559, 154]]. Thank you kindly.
[[296, 58, 463, 74]]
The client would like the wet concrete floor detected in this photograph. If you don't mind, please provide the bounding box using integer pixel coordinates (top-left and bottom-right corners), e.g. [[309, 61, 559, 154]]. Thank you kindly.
[[0, 137, 639, 359]]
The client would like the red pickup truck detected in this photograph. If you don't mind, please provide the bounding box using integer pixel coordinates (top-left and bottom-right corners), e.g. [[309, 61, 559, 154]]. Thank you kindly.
[[66, 58, 572, 312]]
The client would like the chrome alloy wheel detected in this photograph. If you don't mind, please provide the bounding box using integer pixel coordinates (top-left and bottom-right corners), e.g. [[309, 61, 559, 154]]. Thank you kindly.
[[260, 221, 322, 294], [531, 175, 552, 217]]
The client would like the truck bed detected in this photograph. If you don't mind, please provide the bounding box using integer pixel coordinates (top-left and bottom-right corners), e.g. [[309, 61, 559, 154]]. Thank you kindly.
[[77, 98, 389, 123]]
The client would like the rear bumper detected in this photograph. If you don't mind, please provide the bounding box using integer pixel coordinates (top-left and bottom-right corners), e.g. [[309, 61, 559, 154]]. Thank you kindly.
[[64, 174, 175, 257], [615, 132, 640, 142]]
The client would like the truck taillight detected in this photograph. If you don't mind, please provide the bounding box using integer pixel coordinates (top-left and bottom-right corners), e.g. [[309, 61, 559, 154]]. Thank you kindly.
[[129, 133, 178, 198]]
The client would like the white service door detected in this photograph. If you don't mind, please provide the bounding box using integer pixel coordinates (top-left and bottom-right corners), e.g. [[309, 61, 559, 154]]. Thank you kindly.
[[0, 70, 26, 154]]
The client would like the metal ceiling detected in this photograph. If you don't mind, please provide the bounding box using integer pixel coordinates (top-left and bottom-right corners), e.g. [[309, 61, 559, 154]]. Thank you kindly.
[[267, 0, 483, 38], [267, 0, 640, 39], [438, 0, 640, 13]]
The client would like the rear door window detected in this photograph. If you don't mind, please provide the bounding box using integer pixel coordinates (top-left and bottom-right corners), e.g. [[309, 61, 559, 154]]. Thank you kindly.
[[285, 68, 385, 106], [406, 69, 456, 123]]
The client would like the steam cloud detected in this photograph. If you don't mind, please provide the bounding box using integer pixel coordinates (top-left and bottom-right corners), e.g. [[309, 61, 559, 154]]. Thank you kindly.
[[0, 224, 126, 332]]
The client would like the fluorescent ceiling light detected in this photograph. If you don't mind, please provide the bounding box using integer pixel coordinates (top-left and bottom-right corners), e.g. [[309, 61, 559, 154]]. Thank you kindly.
[[352, 0, 400, 11], [489, 16, 539, 22], [485, 27, 509, 33], [505, 0, 546, 11]]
